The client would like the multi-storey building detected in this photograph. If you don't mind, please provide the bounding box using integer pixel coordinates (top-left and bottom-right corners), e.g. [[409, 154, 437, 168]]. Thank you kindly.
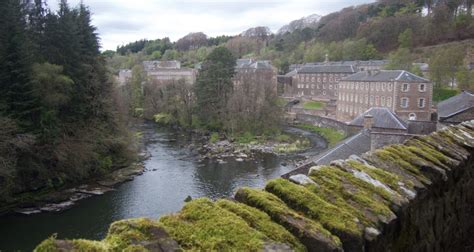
[[143, 60, 197, 85], [233, 59, 277, 92], [291, 64, 356, 101], [336, 70, 433, 122]]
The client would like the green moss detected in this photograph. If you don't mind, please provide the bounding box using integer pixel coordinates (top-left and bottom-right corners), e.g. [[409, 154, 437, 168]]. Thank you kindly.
[[308, 165, 394, 225], [105, 218, 161, 251], [406, 138, 453, 166], [34, 236, 108, 252], [34, 236, 59, 252], [265, 178, 362, 238], [159, 198, 270, 251], [216, 199, 305, 251], [346, 160, 404, 192], [235, 187, 341, 246], [373, 147, 431, 185]]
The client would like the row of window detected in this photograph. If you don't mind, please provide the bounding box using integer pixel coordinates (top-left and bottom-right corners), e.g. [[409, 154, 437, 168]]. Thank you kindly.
[[298, 76, 340, 83], [401, 83, 426, 92], [296, 84, 336, 90], [297, 91, 328, 96], [338, 94, 426, 109], [340, 81, 393, 92]]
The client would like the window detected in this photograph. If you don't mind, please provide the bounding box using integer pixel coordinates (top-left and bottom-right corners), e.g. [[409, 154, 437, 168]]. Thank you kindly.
[[370, 95, 374, 105], [388, 83, 393, 91], [355, 83, 359, 90], [375, 96, 379, 106], [402, 83, 409, 92], [382, 83, 386, 91], [387, 97, 392, 107], [409, 113, 417, 120], [311, 84, 315, 89], [306, 84, 309, 89], [381, 96, 386, 106], [418, 98, 425, 108], [376, 83, 380, 91], [329, 84, 333, 89], [323, 91, 326, 96], [419, 83, 426, 92], [401, 98, 409, 108]]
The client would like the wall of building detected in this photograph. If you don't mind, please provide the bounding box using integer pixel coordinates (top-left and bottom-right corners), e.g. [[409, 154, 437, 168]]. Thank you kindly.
[[393, 81, 433, 121]]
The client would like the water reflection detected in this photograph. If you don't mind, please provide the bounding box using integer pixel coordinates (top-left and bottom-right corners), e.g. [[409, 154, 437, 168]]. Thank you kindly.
[[0, 123, 300, 251]]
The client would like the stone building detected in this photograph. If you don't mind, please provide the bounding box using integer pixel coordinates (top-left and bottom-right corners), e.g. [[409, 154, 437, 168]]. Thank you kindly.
[[143, 60, 197, 85], [117, 69, 132, 86], [233, 59, 277, 92], [290, 64, 356, 101], [337, 70, 433, 122], [438, 91, 474, 126]]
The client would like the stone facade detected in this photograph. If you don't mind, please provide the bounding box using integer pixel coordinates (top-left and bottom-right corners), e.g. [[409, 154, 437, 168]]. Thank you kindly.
[[337, 70, 433, 122], [117, 69, 132, 86], [233, 59, 277, 93], [143, 60, 197, 85], [292, 65, 356, 101], [36, 121, 474, 251]]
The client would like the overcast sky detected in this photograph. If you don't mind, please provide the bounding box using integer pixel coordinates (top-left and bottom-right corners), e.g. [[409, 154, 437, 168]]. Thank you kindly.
[[49, 0, 374, 51]]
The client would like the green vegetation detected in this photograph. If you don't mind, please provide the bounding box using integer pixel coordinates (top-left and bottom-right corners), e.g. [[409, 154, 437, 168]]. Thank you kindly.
[[209, 132, 220, 143], [0, 0, 133, 206], [265, 178, 363, 238], [160, 198, 269, 251], [235, 187, 341, 247], [307, 165, 395, 226], [216, 199, 305, 251], [433, 88, 460, 102], [296, 124, 346, 146], [303, 101, 325, 110]]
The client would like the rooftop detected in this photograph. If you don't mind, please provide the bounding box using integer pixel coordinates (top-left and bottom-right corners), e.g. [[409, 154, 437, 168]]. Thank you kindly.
[[297, 65, 356, 74], [342, 70, 429, 82], [143, 60, 181, 71], [438, 91, 474, 119], [236, 59, 274, 70], [312, 130, 371, 165], [349, 107, 408, 130]]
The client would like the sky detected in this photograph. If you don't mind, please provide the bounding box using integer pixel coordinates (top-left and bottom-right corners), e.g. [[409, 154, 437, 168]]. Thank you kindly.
[[49, 0, 374, 51]]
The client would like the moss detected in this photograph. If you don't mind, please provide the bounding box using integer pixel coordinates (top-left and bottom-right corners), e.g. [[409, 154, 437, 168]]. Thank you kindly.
[[34, 236, 108, 252], [265, 178, 363, 238], [159, 198, 270, 251], [216, 199, 305, 251], [406, 138, 453, 167], [34, 236, 59, 252], [295, 124, 346, 146], [346, 160, 405, 192], [235, 187, 341, 247], [105, 218, 161, 251], [308, 165, 394, 225], [373, 147, 431, 186]]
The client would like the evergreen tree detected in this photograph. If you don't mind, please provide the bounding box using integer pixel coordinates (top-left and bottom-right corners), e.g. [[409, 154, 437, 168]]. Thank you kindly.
[[0, 0, 40, 130], [195, 47, 236, 130]]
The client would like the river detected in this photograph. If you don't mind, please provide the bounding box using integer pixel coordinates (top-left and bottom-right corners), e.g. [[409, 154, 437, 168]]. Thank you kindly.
[[0, 122, 327, 251]]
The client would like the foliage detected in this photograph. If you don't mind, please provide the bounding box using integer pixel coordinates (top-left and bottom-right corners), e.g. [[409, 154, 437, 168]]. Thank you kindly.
[[433, 88, 460, 102], [209, 132, 220, 143], [296, 124, 346, 146], [195, 47, 236, 130]]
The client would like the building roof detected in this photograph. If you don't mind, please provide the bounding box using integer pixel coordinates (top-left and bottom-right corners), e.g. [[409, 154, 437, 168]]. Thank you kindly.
[[342, 70, 429, 82], [312, 130, 371, 165], [438, 91, 474, 119], [236, 59, 274, 70], [349, 107, 408, 130], [143, 60, 181, 71], [297, 65, 356, 74]]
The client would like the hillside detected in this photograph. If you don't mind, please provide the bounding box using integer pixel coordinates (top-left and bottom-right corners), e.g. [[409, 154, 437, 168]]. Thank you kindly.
[[277, 14, 322, 34]]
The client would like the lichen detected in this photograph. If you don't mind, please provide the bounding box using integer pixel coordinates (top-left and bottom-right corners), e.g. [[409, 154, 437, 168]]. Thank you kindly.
[[265, 178, 363, 238], [104, 218, 163, 251], [159, 198, 270, 251], [216, 199, 306, 251], [346, 160, 406, 192]]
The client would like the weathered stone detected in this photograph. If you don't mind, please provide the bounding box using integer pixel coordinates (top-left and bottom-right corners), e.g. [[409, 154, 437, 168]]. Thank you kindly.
[[289, 174, 317, 186]]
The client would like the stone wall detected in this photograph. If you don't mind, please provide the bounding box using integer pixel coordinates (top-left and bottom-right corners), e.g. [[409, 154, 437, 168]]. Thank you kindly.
[[35, 121, 474, 252]]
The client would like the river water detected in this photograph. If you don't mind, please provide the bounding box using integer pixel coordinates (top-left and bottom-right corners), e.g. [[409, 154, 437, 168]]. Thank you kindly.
[[0, 123, 327, 251]]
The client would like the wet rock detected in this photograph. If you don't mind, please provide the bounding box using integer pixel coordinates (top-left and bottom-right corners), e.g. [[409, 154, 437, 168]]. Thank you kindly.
[[364, 227, 381, 241], [235, 158, 244, 162]]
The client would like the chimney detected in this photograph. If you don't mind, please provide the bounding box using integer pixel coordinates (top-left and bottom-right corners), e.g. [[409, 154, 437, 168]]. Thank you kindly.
[[325, 53, 329, 63], [367, 70, 372, 76], [364, 114, 374, 130]]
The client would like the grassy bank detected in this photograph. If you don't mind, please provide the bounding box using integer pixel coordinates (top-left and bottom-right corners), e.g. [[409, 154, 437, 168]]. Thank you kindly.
[[296, 124, 346, 146], [303, 101, 325, 110]]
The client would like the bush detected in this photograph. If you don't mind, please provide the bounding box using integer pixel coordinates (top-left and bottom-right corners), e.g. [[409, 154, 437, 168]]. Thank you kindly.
[[433, 88, 460, 102], [209, 132, 220, 143], [297, 124, 345, 146], [153, 113, 176, 125], [236, 132, 257, 144]]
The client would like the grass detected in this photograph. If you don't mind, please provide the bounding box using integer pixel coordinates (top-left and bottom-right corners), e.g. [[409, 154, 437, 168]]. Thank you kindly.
[[433, 88, 460, 102], [296, 124, 346, 146], [276, 98, 289, 107], [303, 101, 325, 110]]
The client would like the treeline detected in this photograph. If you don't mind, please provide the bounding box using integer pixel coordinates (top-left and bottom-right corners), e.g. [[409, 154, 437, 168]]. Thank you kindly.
[[0, 0, 132, 204]]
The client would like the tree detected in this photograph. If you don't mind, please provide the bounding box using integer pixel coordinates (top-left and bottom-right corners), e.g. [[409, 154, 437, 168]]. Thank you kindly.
[[398, 28, 414, 50], [429, 46, 465, 88], [0, 0, 40, 130], [195, 47, 236, 130], [386, 48, 413, 71]]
